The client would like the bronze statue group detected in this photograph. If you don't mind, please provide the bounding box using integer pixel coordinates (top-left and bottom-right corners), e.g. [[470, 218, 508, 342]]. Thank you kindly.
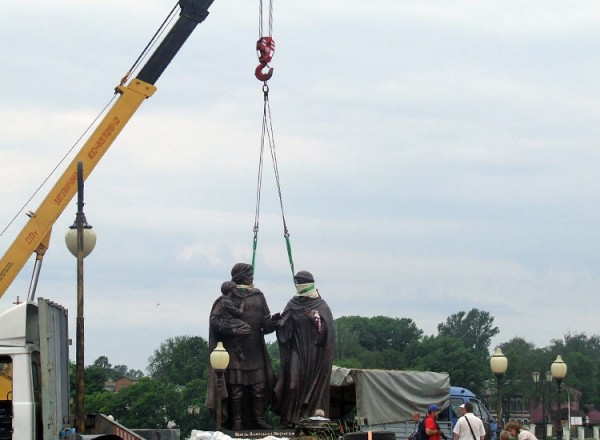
[[205, 263, 336, 431]]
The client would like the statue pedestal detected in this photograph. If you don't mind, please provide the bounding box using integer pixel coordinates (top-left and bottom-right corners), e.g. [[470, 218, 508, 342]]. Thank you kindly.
[[228, 429, 296, 438]]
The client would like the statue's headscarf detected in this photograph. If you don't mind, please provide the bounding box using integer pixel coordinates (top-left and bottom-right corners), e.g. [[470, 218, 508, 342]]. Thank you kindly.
[[294, 270, 319, 298]]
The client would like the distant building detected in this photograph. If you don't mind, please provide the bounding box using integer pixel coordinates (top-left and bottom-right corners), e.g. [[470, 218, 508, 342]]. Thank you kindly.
[[103, 376, 137, 392], [103, 379, 116, 392], [115, 376, 136, 392]]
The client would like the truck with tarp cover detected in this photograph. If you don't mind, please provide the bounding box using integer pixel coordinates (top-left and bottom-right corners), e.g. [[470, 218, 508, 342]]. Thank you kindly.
[[329, 366, 495, 440]]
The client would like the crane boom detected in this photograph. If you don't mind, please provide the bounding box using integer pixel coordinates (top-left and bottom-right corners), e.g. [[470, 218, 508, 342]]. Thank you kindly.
[[0, 0, 215, 299]]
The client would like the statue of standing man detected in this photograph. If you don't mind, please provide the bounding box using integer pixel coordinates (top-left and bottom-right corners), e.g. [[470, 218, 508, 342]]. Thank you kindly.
[[272, 270, 335, 427], [205, 263, 278, 430]]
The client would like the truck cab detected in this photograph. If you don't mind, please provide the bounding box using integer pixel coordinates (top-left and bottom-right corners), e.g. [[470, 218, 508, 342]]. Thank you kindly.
[[0, 299, 70, 439], [438, 386, 497, 440]]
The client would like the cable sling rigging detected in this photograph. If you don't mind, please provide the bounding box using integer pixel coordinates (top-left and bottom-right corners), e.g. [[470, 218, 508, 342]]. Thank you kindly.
[[251, 0, 295, 278]]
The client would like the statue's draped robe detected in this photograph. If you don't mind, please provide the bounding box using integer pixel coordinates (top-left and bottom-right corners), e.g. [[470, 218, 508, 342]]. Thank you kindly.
[[273, 295, 335, 427]]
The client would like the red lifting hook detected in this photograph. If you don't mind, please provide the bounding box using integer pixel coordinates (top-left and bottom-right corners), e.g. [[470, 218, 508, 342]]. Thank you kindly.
[[255, 63, 274, 82], [255, 36, 275, 82]]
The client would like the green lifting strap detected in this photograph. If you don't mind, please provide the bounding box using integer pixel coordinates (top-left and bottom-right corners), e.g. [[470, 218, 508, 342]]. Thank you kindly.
[[285, 233, 294, 276], [251, 234, 258, 273]]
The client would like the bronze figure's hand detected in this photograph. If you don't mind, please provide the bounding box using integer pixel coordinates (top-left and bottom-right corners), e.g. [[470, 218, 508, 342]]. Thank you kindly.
[[304, 307, 316, 319], [235, 323, 252, 336]]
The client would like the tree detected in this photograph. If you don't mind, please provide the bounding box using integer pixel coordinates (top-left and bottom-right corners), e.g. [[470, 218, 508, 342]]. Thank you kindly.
[[403, 335, 487, 391], [495, 337, 547, 416], [266, 340, 280, 374], [86, 390, 116, 414], [334, 315, 423, 368], [69, 357, 111, 399], [75, 356, 146, 398], [335, 316, 369, 367], [499, 337, 543, 387], [366, 316, 423, 352], [548, 333, 600, 408], [179, 378, 213, 435], [107, 377, 182, 429], [147, 336, 209, 385], [78, 318, 600, 434], [85, 366, 212, 437], [85, 363, 111, 394], [437, 309, 499, 357], [113, 364, 144, 379]]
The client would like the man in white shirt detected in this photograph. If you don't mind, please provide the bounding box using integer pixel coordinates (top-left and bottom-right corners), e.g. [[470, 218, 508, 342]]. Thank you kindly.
[[453, 402, 486, 440]]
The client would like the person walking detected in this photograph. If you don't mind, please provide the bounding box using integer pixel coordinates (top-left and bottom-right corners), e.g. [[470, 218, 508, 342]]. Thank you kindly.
[[454, 403, 486, 440]]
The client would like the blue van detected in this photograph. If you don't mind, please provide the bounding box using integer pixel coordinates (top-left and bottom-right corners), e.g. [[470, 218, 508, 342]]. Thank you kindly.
[[438, 386, 497, 439]]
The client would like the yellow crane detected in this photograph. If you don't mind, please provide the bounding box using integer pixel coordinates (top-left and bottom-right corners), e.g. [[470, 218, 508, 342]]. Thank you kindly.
[[0, 0, 216, 302], [0, 1, 217, 438]]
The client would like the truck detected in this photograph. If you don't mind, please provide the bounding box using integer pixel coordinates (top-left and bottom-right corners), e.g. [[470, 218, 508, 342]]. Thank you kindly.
[[329, 367, 496, 440], [0, 0, 216, 438], [442, 386, 496, 437]]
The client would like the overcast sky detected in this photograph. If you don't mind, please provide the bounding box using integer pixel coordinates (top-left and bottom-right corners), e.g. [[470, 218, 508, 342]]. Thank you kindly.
[[1, 1, 599, 373]]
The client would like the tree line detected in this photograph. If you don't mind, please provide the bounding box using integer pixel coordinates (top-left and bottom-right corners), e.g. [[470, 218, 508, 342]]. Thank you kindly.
[[80, 308, 600, 437]]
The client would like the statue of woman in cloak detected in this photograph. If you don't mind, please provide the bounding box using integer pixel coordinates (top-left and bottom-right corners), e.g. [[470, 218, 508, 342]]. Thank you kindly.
[[272, 270, 335, 428]]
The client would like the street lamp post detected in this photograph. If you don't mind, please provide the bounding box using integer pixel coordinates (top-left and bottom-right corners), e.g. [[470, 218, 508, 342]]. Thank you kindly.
[[210, 342, 230, 431], [188, 404, 200, 431], [533, 371, 541, 431], [64, 161, 97, 435], [490, 347, 508, 430], [532, 371, 553, 439], [544, 371, 552, 427], [551, 355, 568, 440]]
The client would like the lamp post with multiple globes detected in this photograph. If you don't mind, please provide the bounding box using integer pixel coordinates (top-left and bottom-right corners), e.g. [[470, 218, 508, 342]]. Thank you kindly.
[[532, 370, 553, 439]]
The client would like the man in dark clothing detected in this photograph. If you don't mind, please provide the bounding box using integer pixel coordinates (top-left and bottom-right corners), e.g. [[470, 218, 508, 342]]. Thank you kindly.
[[272, 270, 335, 428], [205, 263, 278, 430]]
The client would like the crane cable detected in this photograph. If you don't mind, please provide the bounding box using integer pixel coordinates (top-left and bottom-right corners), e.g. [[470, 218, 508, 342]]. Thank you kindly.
[[258, 0, 273, 39], [251, 0, 295, 278]]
